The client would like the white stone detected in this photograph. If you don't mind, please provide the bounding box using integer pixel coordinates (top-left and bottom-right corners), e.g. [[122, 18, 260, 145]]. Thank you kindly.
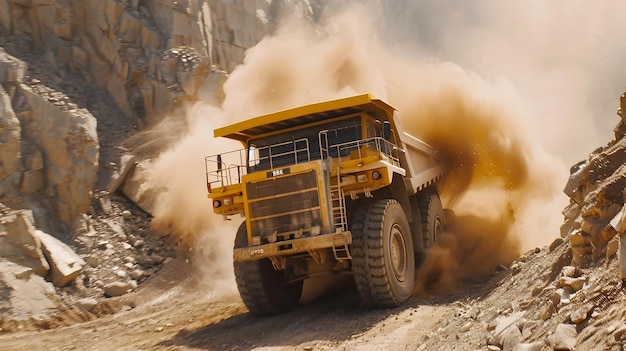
[[570, 309, 588, 324], [35, 230, 86, 287], [129, 269, 144, 280], [513, 342, 544, 351], [559, 276, 586, 292], [0, 210, 50, 277], [500, 325, 521, 351], [103, 281, 134, 297], [548, 323, 577, 351], [495, 311, 525, 337], [76, 297, 98, 312]]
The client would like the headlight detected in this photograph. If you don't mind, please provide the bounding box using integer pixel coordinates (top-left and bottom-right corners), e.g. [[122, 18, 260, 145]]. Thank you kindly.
[[213, 200, 222, 208], [357, 174, 368, 183], [372, 171, 381, 180], [223, 198, 233, 205]]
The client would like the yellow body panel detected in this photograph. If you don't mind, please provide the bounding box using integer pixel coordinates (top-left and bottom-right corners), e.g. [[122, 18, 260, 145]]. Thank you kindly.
[[214, 94, 396, 143], [241, 161, 331, 244], [207, 184, 244, 216]]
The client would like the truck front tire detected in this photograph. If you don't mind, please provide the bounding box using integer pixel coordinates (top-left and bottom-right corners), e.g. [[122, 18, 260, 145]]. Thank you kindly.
[[350, 199, 415, 307], [233, 222, 303, 315]]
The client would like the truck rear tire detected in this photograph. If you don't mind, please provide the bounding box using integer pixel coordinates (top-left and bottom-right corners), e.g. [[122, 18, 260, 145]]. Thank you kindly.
[[233, 222, 303, 315], [350, 199, 415, 307], [418, 193, 444, 249]]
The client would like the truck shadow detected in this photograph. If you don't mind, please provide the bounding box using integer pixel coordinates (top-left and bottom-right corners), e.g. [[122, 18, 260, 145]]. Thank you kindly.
[[159, 273, 503, 350]]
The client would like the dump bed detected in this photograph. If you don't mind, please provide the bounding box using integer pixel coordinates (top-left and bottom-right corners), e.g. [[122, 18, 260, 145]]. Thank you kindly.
[[391, 114, 446, 194]]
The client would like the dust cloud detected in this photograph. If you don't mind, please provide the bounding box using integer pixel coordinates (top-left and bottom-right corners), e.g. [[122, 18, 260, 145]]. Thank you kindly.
[[147, 103, 241, 292], [374, 0, 626, 165], [145, 3, 598, 294]]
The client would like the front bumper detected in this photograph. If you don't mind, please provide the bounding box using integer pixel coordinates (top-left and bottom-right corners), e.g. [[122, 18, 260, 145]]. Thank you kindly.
[[233, 231, 352, 261]]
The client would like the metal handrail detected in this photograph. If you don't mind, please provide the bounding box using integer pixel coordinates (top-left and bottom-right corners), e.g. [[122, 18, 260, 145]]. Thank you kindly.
[[250, 138, 310, 171], [333, 137, 400, 163], [206, 130, 399, 190], [205, 149, 247, 189], [205, 138, 312, 189], [318, 130, 399, 164]]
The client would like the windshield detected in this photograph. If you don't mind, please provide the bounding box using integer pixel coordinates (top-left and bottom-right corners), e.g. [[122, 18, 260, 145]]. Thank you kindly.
[[248, 116, 362, 172]]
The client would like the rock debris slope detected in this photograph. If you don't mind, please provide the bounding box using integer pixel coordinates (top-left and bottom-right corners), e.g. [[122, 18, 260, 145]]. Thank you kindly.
[[418, 92, 626, 351]]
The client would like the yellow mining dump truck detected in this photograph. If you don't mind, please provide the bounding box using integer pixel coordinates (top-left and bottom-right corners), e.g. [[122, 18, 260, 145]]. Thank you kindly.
[[206, 94, 448, 314]]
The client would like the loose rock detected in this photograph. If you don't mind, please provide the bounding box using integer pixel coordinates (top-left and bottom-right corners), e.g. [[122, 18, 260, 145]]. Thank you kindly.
[[103, 281, 134, 297], [76, 298, 98, 312], [35, 230, 86, 287], [512, 342, 544, 351], [501, 325, 522, 351], [548, 323, 577, 351], [571, 304, 593, 324]]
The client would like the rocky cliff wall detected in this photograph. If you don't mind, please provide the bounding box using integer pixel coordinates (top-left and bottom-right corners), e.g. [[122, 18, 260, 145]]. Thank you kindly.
[[561, 90, 626, 268], [0, 0, 319, 126], [0, 48, 99, 233], [0, 0, 321, 232], [0, 0, 209, 125]]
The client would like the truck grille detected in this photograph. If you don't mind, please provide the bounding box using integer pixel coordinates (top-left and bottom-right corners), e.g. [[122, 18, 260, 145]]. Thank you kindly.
[[246, 170, 321, 241]]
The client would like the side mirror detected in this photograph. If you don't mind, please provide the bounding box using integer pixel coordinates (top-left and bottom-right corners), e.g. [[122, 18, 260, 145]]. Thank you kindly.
[[248, 146, 260, 168], [382, 121, 392, 140]]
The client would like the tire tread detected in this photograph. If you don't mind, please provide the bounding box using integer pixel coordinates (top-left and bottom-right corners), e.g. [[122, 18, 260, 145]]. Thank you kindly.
[[350, 199, 414, 307]]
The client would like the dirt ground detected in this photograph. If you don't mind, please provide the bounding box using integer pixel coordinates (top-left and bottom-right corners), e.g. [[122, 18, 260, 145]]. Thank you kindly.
[[0, 254, 492, 351], [3, 233, 626, 351]]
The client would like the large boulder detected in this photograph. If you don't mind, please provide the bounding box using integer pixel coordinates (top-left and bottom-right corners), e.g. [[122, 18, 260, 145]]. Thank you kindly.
[[0, 210, 50, 277], [35, 230, 86, 287], [0, 0, 281, 123], [119, 159, 157, 215], [1, 206, 86, 289]]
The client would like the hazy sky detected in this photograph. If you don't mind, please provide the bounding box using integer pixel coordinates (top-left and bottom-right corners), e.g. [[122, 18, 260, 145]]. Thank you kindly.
[[363, 0, 626, 164]]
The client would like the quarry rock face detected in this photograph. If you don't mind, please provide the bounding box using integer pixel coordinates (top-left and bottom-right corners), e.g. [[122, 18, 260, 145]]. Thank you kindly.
[[562, 96, 626, 267], [0, 0, 286, 125], [0, 49, 99, 232], [18, 82, 100, 228], [0, 0, 325, 227], [0, 49, 23, 200], [0, 0, 320, 225]]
